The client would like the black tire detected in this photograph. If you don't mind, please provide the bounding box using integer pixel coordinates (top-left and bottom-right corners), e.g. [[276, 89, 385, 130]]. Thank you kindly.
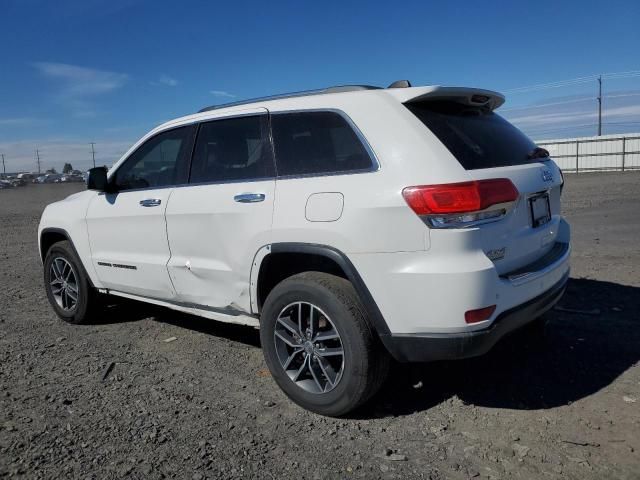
[[44, 240, 100, 324], [260, 272, 389, 417]]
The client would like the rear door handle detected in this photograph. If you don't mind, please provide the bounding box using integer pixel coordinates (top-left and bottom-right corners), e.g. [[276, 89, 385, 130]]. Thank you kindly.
[[234, 193, 265, 203], [139, 198, 162, 207]]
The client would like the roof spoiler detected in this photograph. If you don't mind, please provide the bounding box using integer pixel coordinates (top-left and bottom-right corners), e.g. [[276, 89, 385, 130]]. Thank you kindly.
[[390, 86, 505, 111]]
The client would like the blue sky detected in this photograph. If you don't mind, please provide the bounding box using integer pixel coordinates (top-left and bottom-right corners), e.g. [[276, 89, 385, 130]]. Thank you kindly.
[[1, 0, 639, 172]]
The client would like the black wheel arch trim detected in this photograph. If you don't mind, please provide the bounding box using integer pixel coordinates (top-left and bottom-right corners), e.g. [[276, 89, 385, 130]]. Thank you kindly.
[[40, 227, 95, 288], [268, 243, 391, 336]]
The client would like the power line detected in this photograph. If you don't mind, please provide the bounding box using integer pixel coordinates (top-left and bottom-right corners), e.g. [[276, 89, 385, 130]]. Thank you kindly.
[[501, 97, 595, 112], [504, 70, 640, 94], [524, 123, 598, 135]]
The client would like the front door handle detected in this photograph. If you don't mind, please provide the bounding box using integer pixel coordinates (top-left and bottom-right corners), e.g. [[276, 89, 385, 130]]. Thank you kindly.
[[139, 198, 162, 207], [234, 193, 265, 203]]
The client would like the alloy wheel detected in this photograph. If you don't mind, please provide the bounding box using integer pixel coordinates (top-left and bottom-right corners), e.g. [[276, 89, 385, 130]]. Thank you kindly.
[[49, 257, 79, 311], [273, 302, 345, 394]]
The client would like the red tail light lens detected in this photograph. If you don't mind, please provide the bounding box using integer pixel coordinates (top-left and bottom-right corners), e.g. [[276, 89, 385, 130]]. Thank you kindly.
[[402, 179, 519, 215], [465, 305, 496, 324]]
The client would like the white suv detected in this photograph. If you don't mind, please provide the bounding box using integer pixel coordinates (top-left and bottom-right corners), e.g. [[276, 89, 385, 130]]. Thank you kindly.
[[38, 81, 570, 416]]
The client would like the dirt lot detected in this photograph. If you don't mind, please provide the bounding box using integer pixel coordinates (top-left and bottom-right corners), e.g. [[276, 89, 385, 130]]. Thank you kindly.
[[1, 173, 639, 480]]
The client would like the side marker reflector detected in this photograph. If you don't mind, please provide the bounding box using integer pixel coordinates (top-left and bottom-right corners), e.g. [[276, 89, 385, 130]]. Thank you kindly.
[[465, 305, 496, 324]]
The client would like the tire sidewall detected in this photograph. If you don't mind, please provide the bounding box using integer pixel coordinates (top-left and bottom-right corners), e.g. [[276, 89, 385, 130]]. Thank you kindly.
[[44, 242, 90, 324], [260, 277, 370, 415]]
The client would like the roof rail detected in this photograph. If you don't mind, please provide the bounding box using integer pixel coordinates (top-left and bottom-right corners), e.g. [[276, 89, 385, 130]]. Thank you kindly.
[[198, 85, 381, 113]]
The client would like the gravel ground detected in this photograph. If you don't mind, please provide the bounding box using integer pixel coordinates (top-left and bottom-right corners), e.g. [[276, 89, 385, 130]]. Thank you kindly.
[[1, 173, 639, 480]]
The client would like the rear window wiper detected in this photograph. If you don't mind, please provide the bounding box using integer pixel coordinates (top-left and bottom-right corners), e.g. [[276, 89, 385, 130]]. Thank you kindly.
[[528, 147, 550, 160]]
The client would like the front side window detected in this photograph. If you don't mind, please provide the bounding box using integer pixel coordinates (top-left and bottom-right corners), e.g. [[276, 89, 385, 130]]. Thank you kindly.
[[189, 115, 274, 183], [113, 126, 193, 191], [271, 111, 373, 176]]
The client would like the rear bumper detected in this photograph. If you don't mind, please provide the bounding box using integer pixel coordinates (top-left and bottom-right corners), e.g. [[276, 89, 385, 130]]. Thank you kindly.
[[380, 272, 568, 362]]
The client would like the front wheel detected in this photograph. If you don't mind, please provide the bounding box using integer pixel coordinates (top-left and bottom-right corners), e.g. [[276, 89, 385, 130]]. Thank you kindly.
[[260, 272, 389, 416], [44, 240, 100, 324]]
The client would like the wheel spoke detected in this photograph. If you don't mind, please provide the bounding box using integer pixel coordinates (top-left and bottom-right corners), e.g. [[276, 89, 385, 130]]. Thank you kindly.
[[313, 330, 339, 342], [317, 356, 338, 387], [274, 330, 300, 348], [309, 306, 315, 337], [67, 283, 78, 294], [292, 355, 309, 382], [277, 315, 301, 337], [316, 347, 344, 357], [66, 288, 78, 302], [59, 259, 69, 279], [51, 260, 62, 280], [308, 358, 325, 393], [282, 348, 303, 370], [297, 302, 303, 334]]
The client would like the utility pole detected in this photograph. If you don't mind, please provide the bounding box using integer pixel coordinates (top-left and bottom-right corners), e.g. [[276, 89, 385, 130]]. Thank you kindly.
[[597, 75, 603, 136], [90, 142, 96, 168], [1, 154, 5, 178], [36, 149, 41, 174]]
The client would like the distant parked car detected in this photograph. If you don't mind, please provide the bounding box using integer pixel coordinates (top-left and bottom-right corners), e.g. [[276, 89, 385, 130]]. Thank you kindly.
[[0, 179, 13, 189], [33, 174, 62, 184], [60, 174, 85, 183], [17, 173, 36, 181], [10, 178, 27, 187]]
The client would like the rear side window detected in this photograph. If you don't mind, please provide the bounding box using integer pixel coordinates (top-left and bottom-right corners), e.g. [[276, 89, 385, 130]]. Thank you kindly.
[[190, 115, 274, 183], [271, 111, 373, 176], [407, 101, 539, 170]]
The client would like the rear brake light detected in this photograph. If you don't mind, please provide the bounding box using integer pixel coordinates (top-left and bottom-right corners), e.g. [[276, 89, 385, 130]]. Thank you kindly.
[[402, 179, 519, 228], [465, 305, 496, 324]]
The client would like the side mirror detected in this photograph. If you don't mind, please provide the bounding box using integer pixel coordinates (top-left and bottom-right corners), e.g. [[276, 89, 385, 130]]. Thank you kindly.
[[87, 166, 110, 191]]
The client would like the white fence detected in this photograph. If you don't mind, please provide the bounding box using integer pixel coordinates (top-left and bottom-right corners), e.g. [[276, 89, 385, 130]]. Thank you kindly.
[[536, 133, 640, 173]]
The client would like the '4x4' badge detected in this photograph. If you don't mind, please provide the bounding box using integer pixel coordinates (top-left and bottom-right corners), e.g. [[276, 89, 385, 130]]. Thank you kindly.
[[542, 169, 553, 182]]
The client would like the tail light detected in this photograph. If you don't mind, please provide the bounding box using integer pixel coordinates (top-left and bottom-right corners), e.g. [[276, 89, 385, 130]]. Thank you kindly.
[[402, 179, 519, 228]]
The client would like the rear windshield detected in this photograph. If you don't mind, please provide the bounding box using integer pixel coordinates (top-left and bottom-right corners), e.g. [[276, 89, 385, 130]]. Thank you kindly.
[[407, 101, 540, 170]]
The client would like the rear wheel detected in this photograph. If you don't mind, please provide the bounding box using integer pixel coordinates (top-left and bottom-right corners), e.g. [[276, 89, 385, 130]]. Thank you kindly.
[[260, 272, 389, 416], [44, 240, 100, 324]]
